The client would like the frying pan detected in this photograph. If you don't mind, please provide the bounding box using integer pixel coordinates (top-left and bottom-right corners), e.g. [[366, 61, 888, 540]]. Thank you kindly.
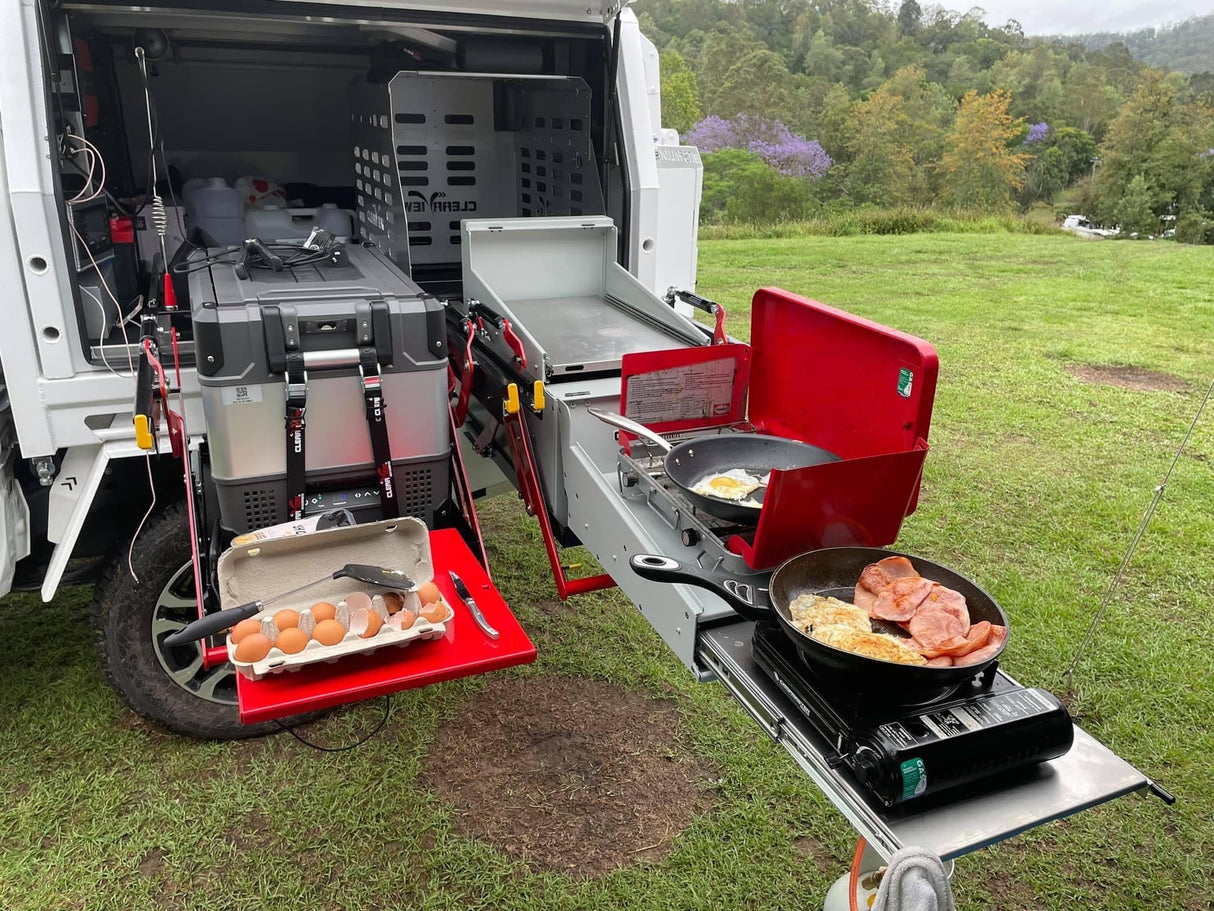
[[588, 408, 840, 524], [631, 546, 1009, 690]]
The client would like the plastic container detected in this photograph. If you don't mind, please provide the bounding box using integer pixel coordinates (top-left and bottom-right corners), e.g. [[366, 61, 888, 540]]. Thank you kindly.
[[182, 178, 245, 246], [244, 204, 353, 243]]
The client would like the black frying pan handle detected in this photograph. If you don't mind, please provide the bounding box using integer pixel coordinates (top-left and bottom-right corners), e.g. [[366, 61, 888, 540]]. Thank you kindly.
[[629, 555, 774, 622]]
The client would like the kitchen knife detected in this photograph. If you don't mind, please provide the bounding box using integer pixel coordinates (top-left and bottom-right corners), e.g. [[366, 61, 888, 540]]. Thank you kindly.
[[449, 571, 500, 640]]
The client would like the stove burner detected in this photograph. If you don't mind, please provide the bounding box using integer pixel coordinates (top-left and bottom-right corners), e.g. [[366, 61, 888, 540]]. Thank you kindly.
[[616, 428, 763, 578], [785, 634, 976, 707], [751, 623, 1075, 809]]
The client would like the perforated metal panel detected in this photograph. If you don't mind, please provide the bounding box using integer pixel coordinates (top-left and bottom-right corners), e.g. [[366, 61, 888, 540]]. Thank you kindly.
[[350, 82, 407, 269], [386, 74, 514, 264], [513, 84, 606, 219], [242, 488, 282, 530], [351, 73, 604, 273], [216, 454, 449, 534]]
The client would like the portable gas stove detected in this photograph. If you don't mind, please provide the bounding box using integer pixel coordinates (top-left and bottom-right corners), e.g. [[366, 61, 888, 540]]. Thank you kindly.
[[751, 623, 1075, 809], [616, 425, 761, 577]]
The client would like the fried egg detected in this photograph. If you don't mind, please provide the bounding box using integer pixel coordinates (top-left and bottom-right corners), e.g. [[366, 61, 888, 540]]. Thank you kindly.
[[690, 468, 765, 501]]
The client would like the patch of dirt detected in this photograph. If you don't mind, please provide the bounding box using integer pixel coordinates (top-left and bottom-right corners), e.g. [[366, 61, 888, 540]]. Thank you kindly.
[[792, 835, 839, 875], [138, 848, 167, 877], [1067, 364, 1187, 392], [421, 676, 716, 877], [534, 598, 571, 616], [224, 810, 275, 854]]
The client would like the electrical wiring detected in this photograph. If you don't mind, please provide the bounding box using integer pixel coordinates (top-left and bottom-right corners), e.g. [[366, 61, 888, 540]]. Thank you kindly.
[[70, 220, 135, 374], [64, 134, 107, 204], [171, 241, 339, 276], [80, 285, 127, 377], [66, 142, 97, 202], [273, 695, 392, 752], [127, 452, 157, 586]]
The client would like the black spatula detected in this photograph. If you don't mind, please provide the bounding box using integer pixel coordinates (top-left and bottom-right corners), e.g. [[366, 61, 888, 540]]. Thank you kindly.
[[163, 564, 416, 648]]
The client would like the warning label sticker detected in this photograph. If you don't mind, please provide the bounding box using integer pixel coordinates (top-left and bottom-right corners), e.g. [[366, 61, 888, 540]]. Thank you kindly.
[[624, 359, 737, 426]]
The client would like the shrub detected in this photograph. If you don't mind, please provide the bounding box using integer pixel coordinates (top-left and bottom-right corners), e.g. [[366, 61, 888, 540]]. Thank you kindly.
[[700, 149, 818, 224], [1175, 213, 1213, 244], [697, 208, 1061, 240], [686, 115, 832, 178]]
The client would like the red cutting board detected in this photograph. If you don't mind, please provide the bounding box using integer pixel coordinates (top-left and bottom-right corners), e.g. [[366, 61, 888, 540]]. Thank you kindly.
[[236, 529, 535, 723]]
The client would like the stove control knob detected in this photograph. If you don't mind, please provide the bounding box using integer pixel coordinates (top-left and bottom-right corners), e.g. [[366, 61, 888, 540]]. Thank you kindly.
[[851, 745, 883, 787], [623, 472, 639, 488], [681, 528, 700, 547]]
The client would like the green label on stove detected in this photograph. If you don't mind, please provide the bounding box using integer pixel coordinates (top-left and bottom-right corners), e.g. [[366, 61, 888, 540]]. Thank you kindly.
[[897, 367, 914, 398], [900, 757, 927, 800]]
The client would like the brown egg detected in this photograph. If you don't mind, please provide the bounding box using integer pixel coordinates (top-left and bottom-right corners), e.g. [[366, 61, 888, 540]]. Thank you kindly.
[[383, 592, 405, 615], [355, 610, 383, 639], [417, 581, 442, 607], [310, 601, 337, 623], [420, 601, 450, 623], [312, 618, 346, 646], [229, 618, 263, 644], [274, 626, 309, 655], [273, 609, 301, 631], [397, 609, 417, 629], [234, 633, 273, 663]]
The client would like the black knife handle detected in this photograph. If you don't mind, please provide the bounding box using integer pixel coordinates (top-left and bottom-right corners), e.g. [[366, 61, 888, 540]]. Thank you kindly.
[[163, 601, 263, 648]]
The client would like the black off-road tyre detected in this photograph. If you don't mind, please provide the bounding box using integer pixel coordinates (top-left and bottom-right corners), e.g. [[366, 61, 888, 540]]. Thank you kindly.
[[91, 501, 285, 739]]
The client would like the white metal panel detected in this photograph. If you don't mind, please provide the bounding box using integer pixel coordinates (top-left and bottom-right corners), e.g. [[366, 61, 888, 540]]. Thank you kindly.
[[639, 32, 663, 138], [654, 146, 703, 295], [614, 10, 661, 292], [0, 4, 81, 383], [47, 444, 101, 543], [0, 408, 31, 597]]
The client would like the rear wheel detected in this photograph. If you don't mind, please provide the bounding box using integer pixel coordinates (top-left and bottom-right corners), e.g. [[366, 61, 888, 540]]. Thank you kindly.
[[91, 501, 283, 738]]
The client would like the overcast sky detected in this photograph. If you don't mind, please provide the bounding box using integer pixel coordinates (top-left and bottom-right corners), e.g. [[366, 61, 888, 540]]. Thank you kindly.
[[946, 1, 1213, 35]]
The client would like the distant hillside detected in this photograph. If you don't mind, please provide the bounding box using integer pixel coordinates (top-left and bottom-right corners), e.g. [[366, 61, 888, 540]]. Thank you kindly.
[[1072, 14, 1214, 75]]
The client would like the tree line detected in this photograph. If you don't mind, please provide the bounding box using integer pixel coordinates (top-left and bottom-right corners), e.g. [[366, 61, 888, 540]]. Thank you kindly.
[[639, 0, 1214, 241]]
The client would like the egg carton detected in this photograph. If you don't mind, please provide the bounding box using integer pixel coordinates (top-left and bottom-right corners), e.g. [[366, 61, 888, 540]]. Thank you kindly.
[[227, 591, 451, 681], [216, 516, 448, 681]]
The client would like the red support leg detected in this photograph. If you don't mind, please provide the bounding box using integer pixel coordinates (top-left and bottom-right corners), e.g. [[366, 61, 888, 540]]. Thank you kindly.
[[502, 408, 615, 601], [448, 404, 491, 575]]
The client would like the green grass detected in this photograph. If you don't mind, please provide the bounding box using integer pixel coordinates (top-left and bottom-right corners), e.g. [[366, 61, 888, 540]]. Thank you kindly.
[[3, 232, 1213, 910]]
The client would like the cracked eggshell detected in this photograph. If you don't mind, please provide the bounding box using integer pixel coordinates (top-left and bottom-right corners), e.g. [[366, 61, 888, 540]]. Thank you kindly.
[[350, 608, 383, 639], [345, 591, 373, 614]]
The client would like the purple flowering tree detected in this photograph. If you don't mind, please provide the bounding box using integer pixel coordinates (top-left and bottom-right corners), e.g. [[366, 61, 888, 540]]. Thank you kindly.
[[686, 114, 832, 178], [1024, 122, 1049, 145]]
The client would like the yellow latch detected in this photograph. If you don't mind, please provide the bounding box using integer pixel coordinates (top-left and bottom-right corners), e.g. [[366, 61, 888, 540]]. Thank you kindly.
[[504, 383, 521, 415], [532, 380, 546, 413], [134, 414, 155, 450]]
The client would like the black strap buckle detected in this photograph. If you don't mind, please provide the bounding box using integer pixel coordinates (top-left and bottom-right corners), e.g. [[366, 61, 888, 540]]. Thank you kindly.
[[284, 352, 308, 520], [359, 346, 399, 519]]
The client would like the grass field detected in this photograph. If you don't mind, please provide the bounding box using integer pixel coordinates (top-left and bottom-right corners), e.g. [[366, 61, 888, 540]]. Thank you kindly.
[[2, 233, 1212, 910]]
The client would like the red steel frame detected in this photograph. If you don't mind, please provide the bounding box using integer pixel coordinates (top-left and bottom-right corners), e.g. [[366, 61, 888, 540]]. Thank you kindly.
[[501, 405, 616, 600]]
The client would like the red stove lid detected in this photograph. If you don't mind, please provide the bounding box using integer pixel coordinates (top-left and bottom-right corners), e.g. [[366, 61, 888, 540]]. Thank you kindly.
[[747, 288, 938, 460]]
